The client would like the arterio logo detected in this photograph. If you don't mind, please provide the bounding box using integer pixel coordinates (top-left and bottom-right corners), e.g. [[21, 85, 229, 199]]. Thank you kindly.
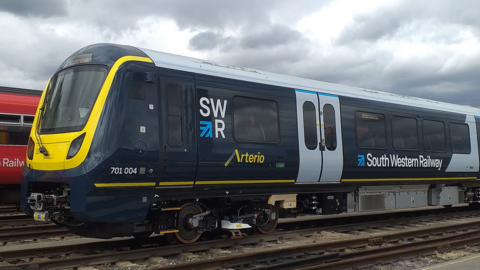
[[357, 153, 443, 170], [224, 149, 265, 167]]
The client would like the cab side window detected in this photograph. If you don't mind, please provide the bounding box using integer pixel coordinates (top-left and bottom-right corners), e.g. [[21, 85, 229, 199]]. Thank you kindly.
[[127, 72, 146, 100], [166, 84, 183, 147]]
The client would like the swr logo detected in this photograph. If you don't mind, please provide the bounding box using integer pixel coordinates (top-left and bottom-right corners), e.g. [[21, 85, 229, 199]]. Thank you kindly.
[[358, 155, 365, 166]]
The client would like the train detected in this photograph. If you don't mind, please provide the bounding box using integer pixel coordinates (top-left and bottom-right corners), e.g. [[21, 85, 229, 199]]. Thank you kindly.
[[21, 43, 480, 243], [0, 87, 40, 204]]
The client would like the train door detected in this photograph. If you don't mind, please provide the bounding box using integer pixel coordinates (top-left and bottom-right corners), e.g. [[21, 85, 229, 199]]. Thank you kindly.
[[157, 69, 197, 187], [477, 116, 480, 180], [295, 90, 343, 183], [317, 93, 343, 183], [295, 89, 322, 183]]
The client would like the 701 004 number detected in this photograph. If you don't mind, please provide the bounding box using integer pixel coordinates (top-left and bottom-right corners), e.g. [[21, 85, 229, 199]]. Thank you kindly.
[[110, 167, 137, 175]]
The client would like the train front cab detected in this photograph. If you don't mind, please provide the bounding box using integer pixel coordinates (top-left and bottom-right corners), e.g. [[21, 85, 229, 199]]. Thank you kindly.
[[21, 45, 163, 237]]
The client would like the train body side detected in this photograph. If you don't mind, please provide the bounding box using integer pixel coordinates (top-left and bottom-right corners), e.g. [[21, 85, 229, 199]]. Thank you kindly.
[[0, 88, 40, 203], [20, 43, 480, 240], [340, 96, 479, 184]]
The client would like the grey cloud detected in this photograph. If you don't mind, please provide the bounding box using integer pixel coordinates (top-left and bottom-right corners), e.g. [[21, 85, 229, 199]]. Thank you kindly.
[[201, 37, 313, 77], [64, 1, 328, 37], [3, 0, 480, 109], [336, 14, 405, 44], [335, 2, 414, 44], [155, 0, 329, 31], [189, 24, 305, 54], [336, 0, 480, 45], [65, 0, 273, 35], [240, 24, 304, 49], [0, 0, 67, 18], [0, 28, 86, 89], [188, 31, 231, 51]]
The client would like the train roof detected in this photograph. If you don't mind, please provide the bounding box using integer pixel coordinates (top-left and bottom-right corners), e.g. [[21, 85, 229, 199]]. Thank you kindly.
[[139, 47, 480, 118], [0, 86, 41, 115], [59, 43, 480, 118], [0, 86, 42, 96]]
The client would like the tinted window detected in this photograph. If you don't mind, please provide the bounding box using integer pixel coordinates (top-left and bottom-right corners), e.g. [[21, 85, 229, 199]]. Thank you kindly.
[[392, 116, 418, 150], [303, 102, 317, 150], [233, 97, 279, 143], [23, 116, 35, 125], [0, 131, 29, 145], [355, 112, 386, 149], [167, 84, 183, 147], [323, 104, 336, 151], [0, 114, 20, 124], [40, 65, 107, 134], [450, 123, 470, 154], [127, 72, 146, 100], [423, 120, 445, 152]]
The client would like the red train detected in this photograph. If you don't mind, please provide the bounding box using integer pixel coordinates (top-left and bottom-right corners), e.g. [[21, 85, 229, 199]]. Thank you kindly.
[[0, 86, 41, 204]]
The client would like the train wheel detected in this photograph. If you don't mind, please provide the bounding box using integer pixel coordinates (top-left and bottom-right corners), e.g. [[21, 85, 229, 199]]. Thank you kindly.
[[174, 203, 203, 244], [256, 205, 279, 234]]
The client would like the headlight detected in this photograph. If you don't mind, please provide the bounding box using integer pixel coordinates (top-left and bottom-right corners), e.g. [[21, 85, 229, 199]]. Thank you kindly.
[[27, 137, 35, 160], [67, 133, 86, 159]]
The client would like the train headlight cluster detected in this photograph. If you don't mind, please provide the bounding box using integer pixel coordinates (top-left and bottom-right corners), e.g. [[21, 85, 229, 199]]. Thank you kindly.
[[67, 133, 86, 159]]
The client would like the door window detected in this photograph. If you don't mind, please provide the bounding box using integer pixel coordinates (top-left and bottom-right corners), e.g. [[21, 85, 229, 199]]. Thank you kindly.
[[303, 101, 317, 150], [323, 104, 336, 151]]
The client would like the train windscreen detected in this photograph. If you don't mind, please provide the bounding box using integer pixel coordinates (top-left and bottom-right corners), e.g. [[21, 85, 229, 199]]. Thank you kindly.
[[39, 65, 107, 133]]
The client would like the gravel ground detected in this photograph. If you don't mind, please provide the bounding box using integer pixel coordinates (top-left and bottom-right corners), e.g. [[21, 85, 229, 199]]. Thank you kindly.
[[7, 212, 479, 270]]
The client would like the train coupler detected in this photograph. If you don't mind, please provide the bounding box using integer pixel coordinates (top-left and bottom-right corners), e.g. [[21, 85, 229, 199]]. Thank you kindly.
[[33, 211, 50, 222]]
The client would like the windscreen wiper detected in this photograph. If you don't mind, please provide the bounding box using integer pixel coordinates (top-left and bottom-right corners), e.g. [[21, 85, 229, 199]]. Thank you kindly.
[[35, 85, 52, 157]]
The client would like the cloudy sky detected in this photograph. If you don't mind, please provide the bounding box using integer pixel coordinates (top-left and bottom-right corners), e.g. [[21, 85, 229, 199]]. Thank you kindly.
[[1, 0, 480, 106]]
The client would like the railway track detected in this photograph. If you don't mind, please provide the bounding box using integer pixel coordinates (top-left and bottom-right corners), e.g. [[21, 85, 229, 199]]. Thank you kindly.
[[1, 208, 480, 269], [0, 206, 22, 215], [0, 215, 55, 230], [0, 205, 475, 248], [157, 221, 480, 270]]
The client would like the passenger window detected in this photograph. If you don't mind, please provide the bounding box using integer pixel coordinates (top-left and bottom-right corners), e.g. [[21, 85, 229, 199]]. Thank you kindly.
[[391, 116, 418, 150], [23, 116, 35, 125], [355, 112, 386, 149], [233, 97, 279, 143], [0, 131, 29, 145], [302, 102, 317, 150], [127, 72, 146, 100], [423, 120, 446, 152], [167, 84, 183, 147], [323, 104, 337, 151], [450, 123, 470, 154], [0, 114, 21, 124]]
